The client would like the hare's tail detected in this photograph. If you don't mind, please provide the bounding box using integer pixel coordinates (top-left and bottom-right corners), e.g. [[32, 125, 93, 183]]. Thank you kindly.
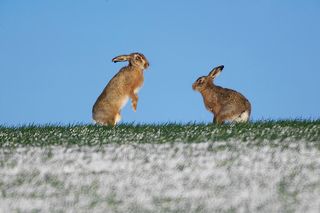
[[233, 110, 250, 123]]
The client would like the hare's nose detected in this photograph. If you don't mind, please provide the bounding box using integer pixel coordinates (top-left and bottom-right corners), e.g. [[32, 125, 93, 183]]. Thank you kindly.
[[192, 83, 196, 90]]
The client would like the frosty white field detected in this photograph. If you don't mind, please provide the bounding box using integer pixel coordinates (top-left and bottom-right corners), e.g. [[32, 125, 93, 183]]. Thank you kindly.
[[1, 140, 320, 212]]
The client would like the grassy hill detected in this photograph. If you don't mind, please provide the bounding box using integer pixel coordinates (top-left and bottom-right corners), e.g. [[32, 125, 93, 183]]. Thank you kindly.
[[1, 120, 320, 147], [1, 120, 320, 212]]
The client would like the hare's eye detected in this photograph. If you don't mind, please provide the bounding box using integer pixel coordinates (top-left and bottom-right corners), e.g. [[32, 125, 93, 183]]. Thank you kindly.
[[197, 78, 204, 84]]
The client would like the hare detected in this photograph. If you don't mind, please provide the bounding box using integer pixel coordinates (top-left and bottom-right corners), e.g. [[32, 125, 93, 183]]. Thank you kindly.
[[192, 65, 251, 124], [92, 52, 149, 126]]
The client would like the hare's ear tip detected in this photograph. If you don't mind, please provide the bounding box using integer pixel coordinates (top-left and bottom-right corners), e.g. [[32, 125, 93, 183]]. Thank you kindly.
[[112, 57, 121, 63], [219, 65, 224, 69]]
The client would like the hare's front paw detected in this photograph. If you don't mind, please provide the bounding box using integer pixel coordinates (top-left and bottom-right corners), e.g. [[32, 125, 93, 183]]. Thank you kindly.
[[132, 101, 137, 112], [130, 93, 138, 112]]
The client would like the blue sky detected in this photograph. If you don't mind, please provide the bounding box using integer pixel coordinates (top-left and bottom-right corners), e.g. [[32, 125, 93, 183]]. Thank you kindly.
[[1, 0, 319, 125]]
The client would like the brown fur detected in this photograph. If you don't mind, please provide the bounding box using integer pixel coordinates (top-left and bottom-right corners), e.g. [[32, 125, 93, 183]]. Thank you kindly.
[[192, 65, 251, 124], [92, 52, 149, 126]]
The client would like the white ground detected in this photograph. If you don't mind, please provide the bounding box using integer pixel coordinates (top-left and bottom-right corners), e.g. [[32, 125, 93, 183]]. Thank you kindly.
[[1, 141, 320, 212]]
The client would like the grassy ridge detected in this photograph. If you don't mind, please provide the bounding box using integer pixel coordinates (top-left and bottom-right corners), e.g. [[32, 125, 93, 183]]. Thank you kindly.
[[1, 120, 320, 147], [1, 120, 320, 212]]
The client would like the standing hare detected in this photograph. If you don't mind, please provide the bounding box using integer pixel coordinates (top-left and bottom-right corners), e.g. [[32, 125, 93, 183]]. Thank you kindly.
[[92, 52, 149, 126], [192, 65, 251, 124]]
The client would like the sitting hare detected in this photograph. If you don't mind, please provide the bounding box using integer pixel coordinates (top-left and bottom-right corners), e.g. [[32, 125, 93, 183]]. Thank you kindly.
[[92, 52, 149, 126], [192, 65, 251, 124]]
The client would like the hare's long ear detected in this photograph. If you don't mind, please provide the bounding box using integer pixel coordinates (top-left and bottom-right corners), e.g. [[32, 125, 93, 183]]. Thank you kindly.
[[208, 65, 224, 79], [112, 55, 131, 63]]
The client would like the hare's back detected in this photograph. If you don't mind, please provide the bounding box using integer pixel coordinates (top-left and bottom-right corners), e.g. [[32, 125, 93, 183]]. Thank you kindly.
[[104, 70, 131, 94], [217, 87, 249, 109], [93, 71, 128, 107]]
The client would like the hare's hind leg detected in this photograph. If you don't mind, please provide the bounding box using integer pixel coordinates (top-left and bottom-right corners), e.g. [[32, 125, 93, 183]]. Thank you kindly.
[[93, 113, 119, 126], [213, 116, 225, 124], [95, 118, 115, 126]]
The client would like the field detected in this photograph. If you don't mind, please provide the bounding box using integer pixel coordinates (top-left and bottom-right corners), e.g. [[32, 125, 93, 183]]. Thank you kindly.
[[1, 121, 320, 212]]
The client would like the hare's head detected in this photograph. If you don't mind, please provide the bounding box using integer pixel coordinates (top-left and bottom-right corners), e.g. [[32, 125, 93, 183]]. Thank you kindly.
[[192, 65, 224, 91], [112, 52, 149, 70]]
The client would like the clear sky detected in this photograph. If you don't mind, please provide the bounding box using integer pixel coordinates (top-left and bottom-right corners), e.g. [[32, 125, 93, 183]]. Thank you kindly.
[[1, 0, 319, 125]]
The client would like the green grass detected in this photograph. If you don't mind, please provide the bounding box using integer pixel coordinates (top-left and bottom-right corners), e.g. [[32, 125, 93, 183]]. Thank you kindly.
[[1, 120, 320, 212], [1, 120, 320, 148]]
